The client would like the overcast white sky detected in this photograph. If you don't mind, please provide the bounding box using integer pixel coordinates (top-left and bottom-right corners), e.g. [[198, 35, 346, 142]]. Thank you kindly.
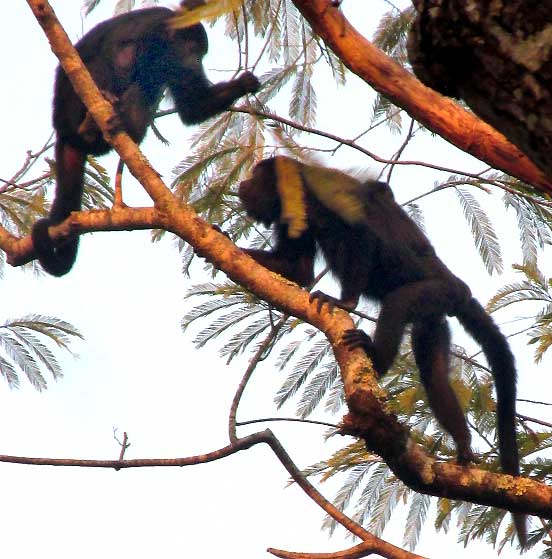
[[0, 2, 547, 558]]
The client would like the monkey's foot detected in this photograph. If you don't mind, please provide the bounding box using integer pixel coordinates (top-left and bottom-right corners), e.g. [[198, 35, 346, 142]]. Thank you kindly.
[[342, 328, 374, 353], [456, 446, 479, 466], [309, 290, 342, 313]]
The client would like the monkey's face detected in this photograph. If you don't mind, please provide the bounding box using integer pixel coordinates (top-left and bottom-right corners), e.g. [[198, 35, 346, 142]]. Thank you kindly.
[[170, 25, 208, 71], [238, 161, 281, 227]]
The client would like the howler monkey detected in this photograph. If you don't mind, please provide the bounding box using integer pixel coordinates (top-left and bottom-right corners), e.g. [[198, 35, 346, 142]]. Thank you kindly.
[[238, 157, 525, 539], [32, 6, 259, 276]]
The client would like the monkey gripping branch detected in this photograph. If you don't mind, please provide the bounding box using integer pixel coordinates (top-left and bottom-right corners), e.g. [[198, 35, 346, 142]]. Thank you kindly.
[[2, 1, 551, 556]]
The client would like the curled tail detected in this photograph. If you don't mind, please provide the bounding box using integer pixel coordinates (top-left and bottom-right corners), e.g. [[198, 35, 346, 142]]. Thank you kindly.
[[31, 219, 79, 277], [456, 297, 526, 546]]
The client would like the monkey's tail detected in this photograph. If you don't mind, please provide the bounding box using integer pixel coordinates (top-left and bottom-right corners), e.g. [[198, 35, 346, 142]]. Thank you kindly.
[[456, 297, 527, 547], [31, 141, 85, 277]]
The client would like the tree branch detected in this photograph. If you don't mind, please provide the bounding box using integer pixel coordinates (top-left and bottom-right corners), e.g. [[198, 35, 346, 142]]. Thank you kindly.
[[0, 428, 421, 559], [408, 0, 552, 181], [228, 314, 288, 442], [290, 0, 552, 193], [268, 540, 425, 559], [5, 207, 161, 267]]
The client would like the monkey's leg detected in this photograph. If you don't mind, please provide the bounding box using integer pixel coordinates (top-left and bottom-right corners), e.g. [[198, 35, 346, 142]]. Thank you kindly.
[[106, 85, 151, 209], [370, 279, 460, 375], [412, 318, 475, 464]]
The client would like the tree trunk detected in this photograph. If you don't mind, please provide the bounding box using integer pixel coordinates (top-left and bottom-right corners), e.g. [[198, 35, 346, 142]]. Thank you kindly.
[[408, 0, 552, 180]]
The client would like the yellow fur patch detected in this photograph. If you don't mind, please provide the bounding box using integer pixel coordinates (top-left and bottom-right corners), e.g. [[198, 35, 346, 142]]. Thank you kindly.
[[275, 156, 308, 239]]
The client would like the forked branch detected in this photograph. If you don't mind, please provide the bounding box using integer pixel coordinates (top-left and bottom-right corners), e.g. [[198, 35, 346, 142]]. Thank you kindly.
[[0, 428, 421, 559]]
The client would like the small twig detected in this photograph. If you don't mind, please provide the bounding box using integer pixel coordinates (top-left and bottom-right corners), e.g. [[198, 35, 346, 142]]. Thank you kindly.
[[232, 107, 516, 182], [518, 414, 552, 429], [236, 417, 339, 429], [518, 398, 552, 406], [228, 315, 288, 442], [113, 428, 131, 461], [385, 117, 416, 184]]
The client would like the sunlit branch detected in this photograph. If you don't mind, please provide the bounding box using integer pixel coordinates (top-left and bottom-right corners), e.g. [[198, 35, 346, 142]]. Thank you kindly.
[[291, 0, 552, 192]]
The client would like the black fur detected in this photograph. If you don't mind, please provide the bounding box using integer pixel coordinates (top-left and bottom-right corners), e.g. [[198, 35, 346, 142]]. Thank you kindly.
[[238, 156, 525, 544], [33, 7, 259, 276]]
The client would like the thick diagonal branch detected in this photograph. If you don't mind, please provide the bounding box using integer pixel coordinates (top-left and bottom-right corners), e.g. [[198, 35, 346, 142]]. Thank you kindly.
[[291, 0, 552, 193]]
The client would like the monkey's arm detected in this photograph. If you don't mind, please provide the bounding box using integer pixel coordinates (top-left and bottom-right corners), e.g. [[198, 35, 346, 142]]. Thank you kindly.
[[171, 72, 260, 124], [195, 225, 314, 287], [242, 247, 314, 287], [238, 225, 316, 287]]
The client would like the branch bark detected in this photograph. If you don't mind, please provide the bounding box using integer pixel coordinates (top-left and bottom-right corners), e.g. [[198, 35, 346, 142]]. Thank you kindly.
[[291, 0, 552, 193], [408, 0, 552, 181]]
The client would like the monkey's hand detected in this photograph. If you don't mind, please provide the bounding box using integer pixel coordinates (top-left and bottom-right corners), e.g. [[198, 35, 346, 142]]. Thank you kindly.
[[309, 290, 357, 314], [341, 329, 383, 378], [105, 92, 129, 136], [309, 290, 341, 313], [77, 90, 121, 142], [236, 71, 260, 94]]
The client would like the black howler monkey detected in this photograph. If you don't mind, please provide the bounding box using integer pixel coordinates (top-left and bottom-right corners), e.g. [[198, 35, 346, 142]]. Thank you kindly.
[[32, 6, 259, 276], [238, 156, 525, 542]]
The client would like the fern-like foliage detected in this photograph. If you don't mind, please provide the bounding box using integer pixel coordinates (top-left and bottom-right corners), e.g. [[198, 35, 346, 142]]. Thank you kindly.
[[82, 156, 115, 209], [0, 315, 83, 390], [488, 263, 552, 361], [503, 187, 552, 265], [373, 6, 415, 65], [183, 280, 302, 364], [453, 186, 503, 275]]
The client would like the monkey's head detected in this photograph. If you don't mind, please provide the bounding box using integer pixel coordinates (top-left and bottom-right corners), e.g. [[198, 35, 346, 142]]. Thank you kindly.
[[238, 158, 281, 227], [169, 23, 208, 72]]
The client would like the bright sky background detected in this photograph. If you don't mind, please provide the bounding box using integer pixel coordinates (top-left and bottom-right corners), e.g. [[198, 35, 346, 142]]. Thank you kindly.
[[0, 2, 548, 558]]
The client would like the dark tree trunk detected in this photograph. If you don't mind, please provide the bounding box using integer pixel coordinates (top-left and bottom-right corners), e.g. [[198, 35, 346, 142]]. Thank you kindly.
[[408, 0, 552, 180]]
